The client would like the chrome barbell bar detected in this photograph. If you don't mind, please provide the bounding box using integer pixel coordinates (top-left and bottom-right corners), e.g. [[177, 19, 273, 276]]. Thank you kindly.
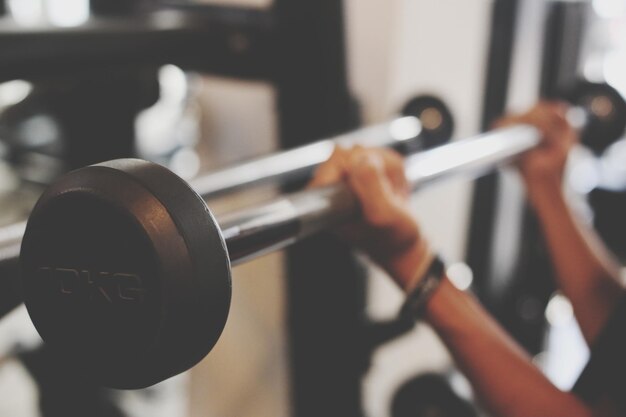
[[219, 125, 540, 265]]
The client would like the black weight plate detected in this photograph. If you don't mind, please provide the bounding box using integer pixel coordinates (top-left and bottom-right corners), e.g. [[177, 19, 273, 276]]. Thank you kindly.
[[401, 95, 455, 149], [20, 159, 231, 389], [566, 80, 626, 154]]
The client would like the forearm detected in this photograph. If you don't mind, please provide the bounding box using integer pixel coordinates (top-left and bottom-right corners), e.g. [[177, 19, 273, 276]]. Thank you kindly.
[[528, 179, 625, 344], [424, 278, 594, 417]]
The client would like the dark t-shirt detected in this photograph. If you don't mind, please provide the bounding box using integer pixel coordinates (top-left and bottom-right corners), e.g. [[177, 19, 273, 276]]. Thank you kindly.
[[573, 295, 626, 414]]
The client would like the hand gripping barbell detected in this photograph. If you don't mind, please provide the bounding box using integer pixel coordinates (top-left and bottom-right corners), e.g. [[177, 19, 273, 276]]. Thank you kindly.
[[19, 81, 626, 389]]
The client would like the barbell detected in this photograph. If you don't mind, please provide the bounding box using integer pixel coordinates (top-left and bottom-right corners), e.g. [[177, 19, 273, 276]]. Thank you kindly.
[[18, 81, 626, 389], [0, 102, 449, 317]]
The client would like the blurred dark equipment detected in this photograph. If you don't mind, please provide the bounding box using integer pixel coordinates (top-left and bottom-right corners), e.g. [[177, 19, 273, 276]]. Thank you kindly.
[[0, 70, 160, 173], [91, 0, 155, 16], [391, 374, 478, 417], [564, 80, 626, 154], [402, 95, 455, 149], [590, 190, 626, 261], [18, 345, 124, 417]]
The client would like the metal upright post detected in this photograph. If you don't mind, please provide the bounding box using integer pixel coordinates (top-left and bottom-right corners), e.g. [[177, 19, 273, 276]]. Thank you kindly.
[[467, 0, 520, 304], [507, 1, 587, 352], [467, 0, 588, 353], [272, 1, 365, 416]]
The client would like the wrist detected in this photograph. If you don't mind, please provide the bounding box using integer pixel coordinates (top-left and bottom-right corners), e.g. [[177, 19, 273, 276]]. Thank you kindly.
[[423, 276, 452, 318], [423, 276, 468, 325], [400, 256, 445, 319], [523, 174, 565, 209], [382, 239, 432, 291]]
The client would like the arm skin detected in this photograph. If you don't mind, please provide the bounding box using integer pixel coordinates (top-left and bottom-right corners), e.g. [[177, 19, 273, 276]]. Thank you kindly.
[[528, 180, 624, 345], [424, 278, 595, 417], [310, 145, 596, 417], [497, 102, 626, 345], [427, 102, 624, 415]]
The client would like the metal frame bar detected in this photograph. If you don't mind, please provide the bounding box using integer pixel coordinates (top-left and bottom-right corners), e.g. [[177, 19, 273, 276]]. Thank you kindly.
[[0, 7, 275, 82], [509, 0, 588, 353], [270, 0, 364, 414], [189, 116, 421, 198], [467, 0, 589, 354], [466, 0, 520, 301]]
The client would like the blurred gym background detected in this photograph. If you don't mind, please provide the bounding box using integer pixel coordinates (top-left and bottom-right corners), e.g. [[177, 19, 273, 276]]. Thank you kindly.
[[0, 1, 624, 416]]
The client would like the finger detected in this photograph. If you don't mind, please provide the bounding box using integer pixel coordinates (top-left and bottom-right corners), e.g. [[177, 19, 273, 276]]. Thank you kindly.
[[534, 100, 573, 127], [349, 146, 408, 196], [511, 104, 563, 143], [309, 146, 349, 187], [492, 111, 529, 129], [379, 148, 409, 197], [538, 99, 570, 115], [532, 105, 575, 145], [347, 151, 401, 227], [499, 101, 563, 130]]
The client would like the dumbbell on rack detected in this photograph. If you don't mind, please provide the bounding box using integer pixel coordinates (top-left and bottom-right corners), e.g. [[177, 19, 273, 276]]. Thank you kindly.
[[17, 81, 626, 389]]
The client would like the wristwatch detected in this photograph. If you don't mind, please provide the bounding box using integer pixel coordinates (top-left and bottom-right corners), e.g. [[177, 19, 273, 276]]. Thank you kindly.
[[400, 255, 446, 321]]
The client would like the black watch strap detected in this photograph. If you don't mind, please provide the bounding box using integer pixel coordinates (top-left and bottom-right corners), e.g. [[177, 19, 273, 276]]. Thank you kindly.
[[400, 256, 446, 321]]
